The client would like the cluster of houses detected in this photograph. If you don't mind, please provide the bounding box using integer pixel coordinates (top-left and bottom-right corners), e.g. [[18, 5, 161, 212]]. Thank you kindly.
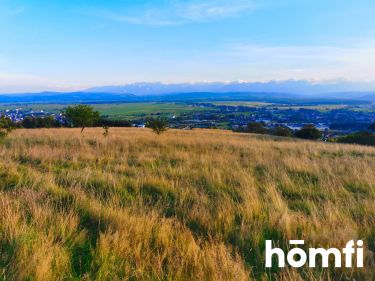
[[0, 108, 66, 124], [184, 103, 375, 136]]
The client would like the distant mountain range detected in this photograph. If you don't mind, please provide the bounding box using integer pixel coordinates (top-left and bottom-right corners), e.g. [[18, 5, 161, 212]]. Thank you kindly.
[[85, 80, 375, 97], [1, 80, 375, 104]]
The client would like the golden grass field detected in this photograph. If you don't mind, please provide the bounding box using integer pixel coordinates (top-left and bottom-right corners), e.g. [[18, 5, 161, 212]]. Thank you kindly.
[[0, 128, 374, 281]]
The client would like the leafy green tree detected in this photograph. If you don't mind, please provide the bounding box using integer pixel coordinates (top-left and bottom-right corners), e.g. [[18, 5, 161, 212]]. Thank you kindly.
[[0, 116, 15, 138], [36, 117, 47, 128], [246, 122, 268, 134], [22, 116, 36, 128], [64, 105, 100, 133], [271, 126, 293, 137], [294, 125, 322, 140], [146, 117, 169, 135], [43, 116, 59, 128]]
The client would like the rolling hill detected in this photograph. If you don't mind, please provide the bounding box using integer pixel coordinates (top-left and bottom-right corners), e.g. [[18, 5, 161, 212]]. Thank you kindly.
[[0, 128, 374, 280]]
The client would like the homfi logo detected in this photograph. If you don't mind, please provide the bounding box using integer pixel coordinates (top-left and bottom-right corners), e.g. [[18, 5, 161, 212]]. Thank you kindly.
[[265, 240, 364, 268]]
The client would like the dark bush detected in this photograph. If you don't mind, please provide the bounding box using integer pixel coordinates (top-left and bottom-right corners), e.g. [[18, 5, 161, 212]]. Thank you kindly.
[[99, 119, 131, 127], [270, 126, 293, 137], [295, 125, 322, 140], [336, 132, 375, 146], [246, 122, 268, 134], [22, 116, 61, 128], [0, 116, 15, 138]]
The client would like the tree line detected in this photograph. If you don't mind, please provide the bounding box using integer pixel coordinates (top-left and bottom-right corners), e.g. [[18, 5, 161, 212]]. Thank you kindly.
[[241, 121, 375, 145], [241, 122, 323, 140]]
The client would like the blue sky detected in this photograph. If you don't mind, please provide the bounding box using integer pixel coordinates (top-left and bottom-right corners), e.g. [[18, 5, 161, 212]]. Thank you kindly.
[[1, 0, 375, 92]]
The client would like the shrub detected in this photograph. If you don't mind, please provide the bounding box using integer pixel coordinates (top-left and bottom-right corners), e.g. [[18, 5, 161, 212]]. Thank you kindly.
[[0, 115, 15, 138], [100, 119, 131, 127], [270, 126, 293, 137], [246, 122, 268, 134], [102, 126, 109, 138], [294, 125, 322, 140]]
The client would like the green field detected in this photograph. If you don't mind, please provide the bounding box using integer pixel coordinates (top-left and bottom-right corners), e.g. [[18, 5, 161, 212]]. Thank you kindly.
[[95, 103, 207, 119], [210, 101, 350, 111], [0, 103, 209, 120], [211, 102, 273, 107]]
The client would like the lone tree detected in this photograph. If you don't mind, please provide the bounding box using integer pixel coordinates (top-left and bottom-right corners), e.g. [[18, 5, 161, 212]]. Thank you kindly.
[[295, 124, 322, 140], [64, 105, 100, 133], [0, 116, 15, 138], [146, 117, 169, 135]]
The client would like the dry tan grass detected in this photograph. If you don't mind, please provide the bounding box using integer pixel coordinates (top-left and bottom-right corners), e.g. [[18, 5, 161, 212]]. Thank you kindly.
[[0, 128, 374, 280]]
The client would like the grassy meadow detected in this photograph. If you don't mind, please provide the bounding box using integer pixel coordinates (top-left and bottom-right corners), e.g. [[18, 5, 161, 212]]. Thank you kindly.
[[0, 103, 206, 120], [0, 128, 374, 280]]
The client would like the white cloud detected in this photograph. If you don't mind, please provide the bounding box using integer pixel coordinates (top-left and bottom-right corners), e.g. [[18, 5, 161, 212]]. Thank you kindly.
[[9, 5, 26, 16], [0, 5, 26, 16], [175, 0, 255, 21], [86, 0, 255, 26]]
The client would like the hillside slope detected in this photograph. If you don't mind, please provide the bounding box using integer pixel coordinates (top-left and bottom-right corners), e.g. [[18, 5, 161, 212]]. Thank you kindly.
[[0, 128, 374, 280]]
